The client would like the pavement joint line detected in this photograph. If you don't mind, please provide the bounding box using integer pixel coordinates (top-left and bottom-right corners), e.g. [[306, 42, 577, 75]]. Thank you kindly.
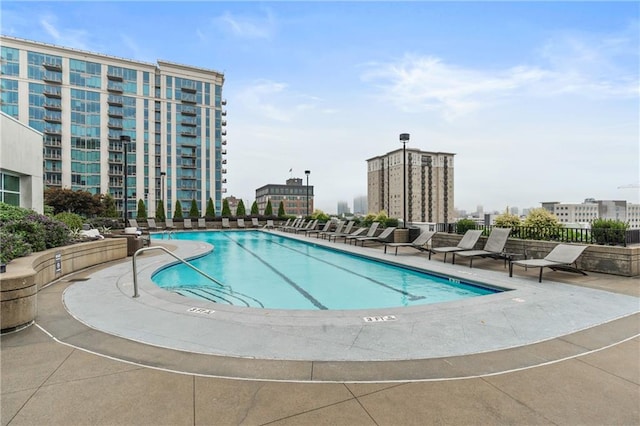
[[32, 323, 640, 384]]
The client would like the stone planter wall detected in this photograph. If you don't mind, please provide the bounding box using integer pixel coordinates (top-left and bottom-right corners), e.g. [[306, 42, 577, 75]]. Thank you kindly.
[[432, 233, 639, 277], [0, 238, 127, 332]]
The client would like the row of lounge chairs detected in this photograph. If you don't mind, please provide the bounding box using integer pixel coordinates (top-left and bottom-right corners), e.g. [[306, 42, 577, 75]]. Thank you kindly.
[[129, 217, 263, 231], [269, 221, 588, 283]]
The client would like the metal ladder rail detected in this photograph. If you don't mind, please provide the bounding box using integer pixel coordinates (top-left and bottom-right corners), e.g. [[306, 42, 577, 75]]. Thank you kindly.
[[131, 246, 223, 298]]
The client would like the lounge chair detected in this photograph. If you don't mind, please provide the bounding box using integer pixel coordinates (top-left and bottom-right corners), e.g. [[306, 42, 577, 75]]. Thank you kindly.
[[384, 230, 436, 255], [197, 218, 207, 229], [222, 217, 230, 229], [295, 219, 317, 234], [305, 220, 332, 237], [251, 218, 260, 227], [455, 228, 512, 267], [237, 218, 246, 228], [164, 219, 176, 230], [430, 230, 483, 262], [356, 226, 396, 246], [184, 218, 193, 230], [509, 244, 588, 283], [146, 218, 159, 231], [330, 226, 367, 243], [276, 218, 292, 231], [128, 219, 147, 232], [346, 222, 379, 244], [284, 219, 306, 233], [322, 221, 345, 240], [264, 219, 275, 229]]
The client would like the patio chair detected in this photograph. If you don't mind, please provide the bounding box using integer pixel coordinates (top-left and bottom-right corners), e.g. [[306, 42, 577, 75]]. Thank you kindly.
[[222, 217, 230, 229], [322, 221, 345, 240], [305, 220, 332, 237], [184, 218, 193, 230], [430, 230, 483, 263], [355, 226, 396, 246], [345, 222, 379, 244], [164, 218, 176, 230], [329, 226, 366, 243], [146, 218, 159, 231], [384, 230, 436, 255], [295, 219, 317, 234], [509, 244, 588, 283], [197, 218, 207, 229], [276, 218, 292, 231], [128, 218, 147, 232], [264, 219, 275, 229], [237, 218, 246, 228], [455, 228, 512, 267], [251, 218, 260, 227]]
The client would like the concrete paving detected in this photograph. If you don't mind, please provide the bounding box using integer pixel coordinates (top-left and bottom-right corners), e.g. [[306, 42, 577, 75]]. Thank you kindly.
[[1, 231, 639, 425]]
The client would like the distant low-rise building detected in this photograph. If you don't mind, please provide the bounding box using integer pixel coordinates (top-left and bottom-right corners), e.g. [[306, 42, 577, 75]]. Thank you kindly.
[[353, 195, 367, 215], [255, 177, 314, 217], [541, 199, 639, 229], [337, 201, 350, 216]]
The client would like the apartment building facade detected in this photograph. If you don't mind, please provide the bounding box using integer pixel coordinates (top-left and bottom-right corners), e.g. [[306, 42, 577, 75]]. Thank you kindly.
[[367, 148, 455, 223], [542, 199, 640, 229], [255, 178, 314, 217], [0, 36, 227, 218]]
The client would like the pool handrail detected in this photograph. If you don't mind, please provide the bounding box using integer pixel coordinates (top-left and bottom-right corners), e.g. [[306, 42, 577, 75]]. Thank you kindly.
[[131, 246, 223, 298]]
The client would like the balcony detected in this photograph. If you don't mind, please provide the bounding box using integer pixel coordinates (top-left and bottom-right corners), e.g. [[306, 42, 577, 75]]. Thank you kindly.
[[45, 178, 62, 186], [221, 169, 227, 174], [181, 175, 196, 180], [222, 139, 227, 145], [221, 99, 227, 106], [181, 161, 197, 169], [43, 86, 62, 98], [107, 95, 123, 106], [44, 137, 62, 147], [108, 132, 123, 141], [44, 151, 62, 160], [180, 93, 197, 104], [181, 118, 197, 127], [108, 107, 123, 118], [221, 149, 227, 155], [44, 114, 62, 123], [108, 141, 123, 152], [181, 106, 197, 116], [181, 151, 196, 158], [221, 120, 227, 126], [42, 61, 62, 71], [221, 110, 227, 116], [107, 82, 124, 93], [107, 70, 124, 81], [181, 81, 197, 93], [222, 179, 227, 184], [42, 72, 62, 84], [221, 130, 227, 136], [181, 130, 197, 137], [108, 120, 123, 129], [222, 188, 227, 193], [43, 126, 61, 135], [43, 101, 62, 111], [221, 159, 227, 164]]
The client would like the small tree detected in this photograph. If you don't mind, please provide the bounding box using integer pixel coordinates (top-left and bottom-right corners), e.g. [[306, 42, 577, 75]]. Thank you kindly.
[[173, 200, 183, 219], [156, 199, 166, 221], [277, 201, 286, 218], [456, 218, 476, 234], [102, 194, 118, 218], [205, 197, 216, 218], [494, 207, 521, 229], [311, 209, 330, 222], [250, 201, 259, 216], [221, 198, 231, 217], [264, 200, 273, 216], [236, 199, 246, 217], [136, 199, 147, 219], [524, 208, 561, 240], [189, 199, 199, 218]]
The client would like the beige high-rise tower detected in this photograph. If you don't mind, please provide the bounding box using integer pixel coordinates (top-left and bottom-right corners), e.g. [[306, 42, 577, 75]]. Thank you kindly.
[[367, 148, 455, 224]]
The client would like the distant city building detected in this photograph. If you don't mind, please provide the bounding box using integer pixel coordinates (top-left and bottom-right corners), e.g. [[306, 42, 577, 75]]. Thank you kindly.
[[337, 201, 350, 215], [353, 195, 367, 215], [541, 199, 640, 229], [255, 177, 314, 217], [1, 112, 43, 212], [1, 35, 227, 219], [367, 148, 455, 223], [224, 195, 240, 215]]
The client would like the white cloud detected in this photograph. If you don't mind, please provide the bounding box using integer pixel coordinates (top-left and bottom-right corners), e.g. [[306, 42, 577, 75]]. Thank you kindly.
[[215, 10, 276, 39], [38, 14, 90, 50]]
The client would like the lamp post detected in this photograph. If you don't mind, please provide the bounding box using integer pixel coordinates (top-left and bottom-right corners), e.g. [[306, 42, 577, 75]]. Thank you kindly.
[[399, 133, 410, 228], [121, 135, 131, 223], [304, 170, 311, 217], [160, 171, 166, 203]]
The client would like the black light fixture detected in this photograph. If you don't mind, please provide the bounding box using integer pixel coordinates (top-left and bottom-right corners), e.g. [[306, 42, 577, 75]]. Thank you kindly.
[[160, 171, 166, 202], [121, 135, 131, 223], [305, 170, 311, 217], [399, 133, 410, 228]]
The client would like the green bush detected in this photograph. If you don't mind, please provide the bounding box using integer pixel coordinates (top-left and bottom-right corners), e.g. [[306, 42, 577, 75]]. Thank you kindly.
[[591, 218, 627, 245], [137, 199, 147, 219], [173, 200, 183, 219], [54, 212, 85, 230], [264, 200, 273, 216], [189, 199, 200, 218], [205, 198, 216, 218], [156, 199, 166, 221], [251, 201, 259, 216], [0, 202, 30, 221], [494, 208, 521, 229], [277, 201, 286, 218], [456, 218, 476, 234], [0, 227, 32, 263], [236, 200, 246, 217]]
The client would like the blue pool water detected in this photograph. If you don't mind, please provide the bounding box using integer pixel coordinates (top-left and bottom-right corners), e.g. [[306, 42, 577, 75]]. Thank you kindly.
[[151, 230, 501, 310]]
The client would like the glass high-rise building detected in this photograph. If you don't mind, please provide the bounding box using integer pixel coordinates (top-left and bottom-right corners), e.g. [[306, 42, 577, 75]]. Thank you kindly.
[[0, 35, 227, 218]]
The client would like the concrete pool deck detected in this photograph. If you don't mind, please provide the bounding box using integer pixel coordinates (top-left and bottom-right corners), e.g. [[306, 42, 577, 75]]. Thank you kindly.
[[2, 230, 639, 424]]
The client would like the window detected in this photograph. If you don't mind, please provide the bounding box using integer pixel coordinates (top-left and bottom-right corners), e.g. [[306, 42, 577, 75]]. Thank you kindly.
[[1, 173, 20, 206]]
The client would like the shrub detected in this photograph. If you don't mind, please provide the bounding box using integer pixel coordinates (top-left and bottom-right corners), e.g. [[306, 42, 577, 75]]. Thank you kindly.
[[456, 218, 476, 234], [361, 213, 377, 227], [235, 200, 246, 217], [277, 201, 286, 218], [156, 199, 166, 221], [264, 200, 273, 216], [250, 201, 259, 216], [221, 199, 231, 216], [173, 200, 183, 219], [137, 199, 147, 219], [523, 208, 562, 240], [0, 226, 32, 263], [54, 212, 85, 230], [591, 218, 627, 245], [0, 202, 30, 221], [189, 199, 200, 218], [311, 209, 329, 222], [494, 208, 521, 229], [205, 198, 216, 218]]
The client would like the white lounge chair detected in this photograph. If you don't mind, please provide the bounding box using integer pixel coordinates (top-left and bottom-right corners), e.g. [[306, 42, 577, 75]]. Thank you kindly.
[[251, 218, 260, 227], [237, 218, 246, 228], [346, 222, 379, 245], [430, 230, 483, 262], [184, 218, 193, 230], [146, 218, 159, 231], [197, 218, 207, 229], [356, 226, 396, 246], [222, 217, 230, 229], [164, 219, 176, 230], [455, 228, 512, 267], [509, 244, 588, 282]]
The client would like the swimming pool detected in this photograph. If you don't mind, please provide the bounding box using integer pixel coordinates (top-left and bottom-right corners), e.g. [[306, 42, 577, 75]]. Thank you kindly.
[[152, 230, 502, 310]]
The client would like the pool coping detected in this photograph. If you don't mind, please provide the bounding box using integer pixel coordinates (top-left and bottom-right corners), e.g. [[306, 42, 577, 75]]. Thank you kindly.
[[50, 229, 640, 382]]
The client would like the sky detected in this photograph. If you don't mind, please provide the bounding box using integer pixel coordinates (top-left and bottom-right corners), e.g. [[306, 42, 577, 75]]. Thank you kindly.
[[2, 1, 639, 214]]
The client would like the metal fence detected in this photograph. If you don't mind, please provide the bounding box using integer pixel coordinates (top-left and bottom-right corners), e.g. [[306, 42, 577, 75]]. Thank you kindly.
[[433, 223, 639, 247]]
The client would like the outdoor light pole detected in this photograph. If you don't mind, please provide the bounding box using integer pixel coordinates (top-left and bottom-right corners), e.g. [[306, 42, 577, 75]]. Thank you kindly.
[[399, 133, 410, 228], [121, 135, 131, 224], [160, 171, 166, 203], [305, 170, 311, 217]]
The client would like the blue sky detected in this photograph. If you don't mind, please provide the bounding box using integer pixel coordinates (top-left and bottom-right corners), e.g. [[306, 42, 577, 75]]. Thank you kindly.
[[3, 1, 639, 214]]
